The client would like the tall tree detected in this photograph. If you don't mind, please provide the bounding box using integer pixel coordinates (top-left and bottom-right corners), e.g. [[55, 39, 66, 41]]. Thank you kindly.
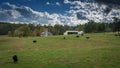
[[14, 25, 31, 37], [113, 17, 120, 34]]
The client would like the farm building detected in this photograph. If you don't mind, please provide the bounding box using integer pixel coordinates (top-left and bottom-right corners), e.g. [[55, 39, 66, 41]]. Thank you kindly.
[[41, 28, 53, 37], [64, 30, 84, 35]]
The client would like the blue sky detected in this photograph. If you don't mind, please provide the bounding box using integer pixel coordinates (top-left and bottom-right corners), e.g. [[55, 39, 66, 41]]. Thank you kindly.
[[0, 0, 63, 13], [0, 0, 120, 26]]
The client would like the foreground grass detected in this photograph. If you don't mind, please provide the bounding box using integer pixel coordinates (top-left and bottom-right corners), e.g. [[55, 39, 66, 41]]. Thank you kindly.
[[0, 33, 120, 68]]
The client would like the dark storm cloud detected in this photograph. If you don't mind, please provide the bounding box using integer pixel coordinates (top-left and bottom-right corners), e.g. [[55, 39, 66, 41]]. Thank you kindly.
[[94, 0, 120, 10], [76, 12, 87, 20], [94, 0, 120, 14], [95, 0, 120, 9], [94, 0, 120, 5], [103, 7, 111, 14]]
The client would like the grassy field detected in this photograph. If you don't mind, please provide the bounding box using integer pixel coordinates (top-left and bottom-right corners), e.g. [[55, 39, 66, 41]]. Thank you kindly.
[[0, 33, 120, 68]]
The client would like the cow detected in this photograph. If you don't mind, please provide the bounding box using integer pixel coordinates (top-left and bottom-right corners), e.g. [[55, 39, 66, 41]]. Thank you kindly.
[[12, 55, 18, 63]]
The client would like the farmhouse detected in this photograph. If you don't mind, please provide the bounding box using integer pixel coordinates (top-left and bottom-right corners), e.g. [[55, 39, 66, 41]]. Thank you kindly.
[[64, 30, 84, 35], [41, 28, 53, 37]]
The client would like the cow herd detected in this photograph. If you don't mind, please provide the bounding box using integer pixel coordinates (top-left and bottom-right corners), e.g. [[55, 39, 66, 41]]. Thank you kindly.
[[12, 34, 90, 64]]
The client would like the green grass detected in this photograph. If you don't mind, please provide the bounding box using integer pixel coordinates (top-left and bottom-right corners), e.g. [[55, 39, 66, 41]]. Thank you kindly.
[[0, 33, 120, 68]]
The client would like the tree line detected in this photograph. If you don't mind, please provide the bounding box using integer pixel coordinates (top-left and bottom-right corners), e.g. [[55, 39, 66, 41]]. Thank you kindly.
[[0, 19, 120, 37]]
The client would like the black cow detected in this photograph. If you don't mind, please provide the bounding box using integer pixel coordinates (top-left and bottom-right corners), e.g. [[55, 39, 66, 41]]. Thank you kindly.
[[86, 37, 90, 39], [33, 40, 37, 43], [12, 55, 18, 63], [76, 35, 79, 38], [63, 37, 66, 40]]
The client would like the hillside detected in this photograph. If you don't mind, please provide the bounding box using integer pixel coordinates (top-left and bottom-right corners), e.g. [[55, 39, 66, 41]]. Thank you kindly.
[[0, 33, 120, 68]]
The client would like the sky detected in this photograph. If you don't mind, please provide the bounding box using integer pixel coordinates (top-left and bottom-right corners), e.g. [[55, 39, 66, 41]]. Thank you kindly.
[[0, 0, 120, 26]]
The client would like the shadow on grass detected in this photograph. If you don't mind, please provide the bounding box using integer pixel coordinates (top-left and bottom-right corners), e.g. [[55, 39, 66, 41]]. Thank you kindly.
[[3, 61, 19, 65]]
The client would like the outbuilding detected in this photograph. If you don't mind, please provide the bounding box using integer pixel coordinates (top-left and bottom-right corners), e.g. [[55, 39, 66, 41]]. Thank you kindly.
[[64, 30, 84, 35], [41, 28, 53, 37]]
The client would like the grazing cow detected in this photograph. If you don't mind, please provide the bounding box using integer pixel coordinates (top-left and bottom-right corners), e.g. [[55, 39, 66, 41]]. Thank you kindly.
[[76, 35, 79, 38], [33, 40, 37, 43], [12, 55, 18, 63], [114, 34, 120, 37], [86, 37, 90, 39], [63, 37, 66, 40], [81, 34, 84, 36]]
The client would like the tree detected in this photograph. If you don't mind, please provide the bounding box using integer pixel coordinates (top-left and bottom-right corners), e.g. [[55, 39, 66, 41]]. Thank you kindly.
[[84, 21, 94, 33], [53, 24, 65, 35], [0, 22, 11, 35], [8, 31, 13, 37], [14, 29, 24, 37], [75, 24, 85, 31], [113, 17, 120, 34], [14, 25, 31, 37]]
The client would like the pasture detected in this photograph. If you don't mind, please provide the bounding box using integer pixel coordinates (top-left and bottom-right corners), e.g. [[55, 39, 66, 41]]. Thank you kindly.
[[0, 33, 120, 68]]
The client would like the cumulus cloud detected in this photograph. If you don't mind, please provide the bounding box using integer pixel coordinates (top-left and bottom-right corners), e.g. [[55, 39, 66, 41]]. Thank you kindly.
[[2, 2, 86, 26], [0, 9, 22, 22], [64, 0, 120, 23], [0, 3, 54, 24], [46, 2, 61, 6], [94, 0, 120, 11], [56, 2, 61, 6], [1, 1, 120, 26], [46, 2, 50, 5], [0, 2, 73, 26], [3, 2, 17, 9], [64, 0, 70, 4], [94, 0, 120, 6]]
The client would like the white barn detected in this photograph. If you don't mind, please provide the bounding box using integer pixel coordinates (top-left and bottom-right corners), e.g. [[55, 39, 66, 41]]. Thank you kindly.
[[64, 30, 84, 35], [41, 28, 53, 37]]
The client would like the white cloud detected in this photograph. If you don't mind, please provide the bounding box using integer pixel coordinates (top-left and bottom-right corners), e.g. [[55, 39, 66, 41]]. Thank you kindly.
[[64, 0, 120, 23], [0, 3, 65, 25], [46, 2, 50, 5], [46, 2, 61, 6], [64, 0, 70, 4], [56, 2, 61, 6], [1, 1, 120, 26], [3, 2, 17, 9], [0, 2, 90, 26], [11, 10, 21, 19]]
